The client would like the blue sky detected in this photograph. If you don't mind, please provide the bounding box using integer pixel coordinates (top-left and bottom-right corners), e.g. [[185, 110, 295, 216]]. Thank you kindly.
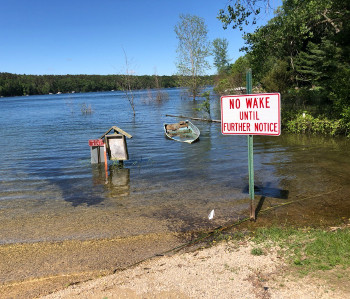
[[0, 0, 280, 76]]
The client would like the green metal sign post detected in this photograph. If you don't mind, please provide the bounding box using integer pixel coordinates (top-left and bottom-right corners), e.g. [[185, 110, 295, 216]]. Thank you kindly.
[[221, 69, 281, 222], [246, 69, 255, 220]]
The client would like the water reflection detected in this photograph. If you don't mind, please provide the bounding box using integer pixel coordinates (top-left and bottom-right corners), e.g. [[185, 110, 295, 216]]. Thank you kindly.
[[242, 183, 289, 200], [92, 164, 107, 185], [91, 164, 131, 199], [107, 166, 130, 198]]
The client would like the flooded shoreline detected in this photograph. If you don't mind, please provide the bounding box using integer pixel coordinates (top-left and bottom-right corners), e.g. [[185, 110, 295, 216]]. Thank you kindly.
[[0, 90, 349, 246]]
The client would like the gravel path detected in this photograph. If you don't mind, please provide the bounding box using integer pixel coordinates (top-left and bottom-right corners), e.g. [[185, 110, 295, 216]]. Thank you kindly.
[[41, 241, 348, 299]]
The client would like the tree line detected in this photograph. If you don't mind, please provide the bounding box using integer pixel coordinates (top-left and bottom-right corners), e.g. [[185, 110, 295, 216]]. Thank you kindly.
[[0, 72, 215, 97]]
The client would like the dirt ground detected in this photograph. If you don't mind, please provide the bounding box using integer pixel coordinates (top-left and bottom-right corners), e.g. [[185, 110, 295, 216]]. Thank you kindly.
[[39, 240, 350, 299]]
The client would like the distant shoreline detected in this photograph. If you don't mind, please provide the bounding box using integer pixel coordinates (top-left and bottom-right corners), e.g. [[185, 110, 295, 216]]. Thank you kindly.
[[0, 72, 215, 98]]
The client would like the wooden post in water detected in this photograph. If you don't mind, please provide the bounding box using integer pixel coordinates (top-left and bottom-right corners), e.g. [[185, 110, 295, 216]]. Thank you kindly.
[[246, 69, 256, 221], [104, 143, 108, 179]]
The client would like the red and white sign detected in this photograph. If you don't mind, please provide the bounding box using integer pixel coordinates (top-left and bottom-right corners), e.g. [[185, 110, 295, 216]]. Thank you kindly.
[[221, 93, 281, 136], [88, 139, 105, 146]]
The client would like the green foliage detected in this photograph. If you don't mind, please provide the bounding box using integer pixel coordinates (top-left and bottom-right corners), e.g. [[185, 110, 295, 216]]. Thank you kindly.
[[296, 41, 332, 84], [212, 38, 230, 74], [195, 91, 211, 118], [243, 0, 349, 90], [340, 107, 350, 136], [231, 55, 250, 75], [214, 55, 250, 95], [261, 60, 291, 94], [285, 112, 344, 136], [218, 0, 264, 31], [175, 14, 211, 100], [328, 66, 350, 113]]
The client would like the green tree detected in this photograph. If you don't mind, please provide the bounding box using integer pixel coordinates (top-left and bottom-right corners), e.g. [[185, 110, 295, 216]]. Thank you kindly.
[[218, 0, 350, 124], [218, 0, 272, 32], [212, 38, 230, 74], [214, 55, 250, 94], [228, 1, 347, 95], [174, 14, 211, 100]]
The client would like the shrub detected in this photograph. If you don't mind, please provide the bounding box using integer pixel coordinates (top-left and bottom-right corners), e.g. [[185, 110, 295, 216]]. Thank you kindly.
[[285, 112, 344, 136]]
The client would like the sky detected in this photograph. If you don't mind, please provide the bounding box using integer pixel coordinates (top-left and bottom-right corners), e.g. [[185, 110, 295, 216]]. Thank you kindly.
[[0, 0, 281, 76]]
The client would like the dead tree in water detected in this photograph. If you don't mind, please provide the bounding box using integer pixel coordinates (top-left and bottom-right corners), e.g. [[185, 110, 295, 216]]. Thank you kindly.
[[121, 48, 136, 117]]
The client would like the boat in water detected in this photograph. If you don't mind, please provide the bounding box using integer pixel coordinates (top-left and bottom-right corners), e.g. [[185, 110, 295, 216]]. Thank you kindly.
[[164, 120, 200, 144]]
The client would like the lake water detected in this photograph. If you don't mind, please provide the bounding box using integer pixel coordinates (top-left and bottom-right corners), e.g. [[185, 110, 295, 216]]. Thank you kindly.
[[0, 89, 349, 244]]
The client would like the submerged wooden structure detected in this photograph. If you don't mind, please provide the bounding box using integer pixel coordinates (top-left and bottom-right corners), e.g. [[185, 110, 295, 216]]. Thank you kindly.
[[89, 125, 132, 165], [100, 126, 132, 161]]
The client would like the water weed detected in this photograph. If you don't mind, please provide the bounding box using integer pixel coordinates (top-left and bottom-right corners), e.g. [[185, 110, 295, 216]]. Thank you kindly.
[[80, 102, 94, 115]]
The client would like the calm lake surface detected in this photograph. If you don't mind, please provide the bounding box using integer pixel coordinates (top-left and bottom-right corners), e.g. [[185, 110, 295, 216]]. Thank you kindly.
[[0, 89, 349, 244]]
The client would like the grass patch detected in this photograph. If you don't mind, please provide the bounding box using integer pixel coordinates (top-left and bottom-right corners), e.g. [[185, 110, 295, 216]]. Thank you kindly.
[[206, 229, 248, 244], [252, 226, 350, 275], [251, 247, 264, 256]]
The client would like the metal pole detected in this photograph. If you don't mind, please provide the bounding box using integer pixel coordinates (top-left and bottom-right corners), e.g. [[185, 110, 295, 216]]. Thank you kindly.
[[246, 69, 255, 220]]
